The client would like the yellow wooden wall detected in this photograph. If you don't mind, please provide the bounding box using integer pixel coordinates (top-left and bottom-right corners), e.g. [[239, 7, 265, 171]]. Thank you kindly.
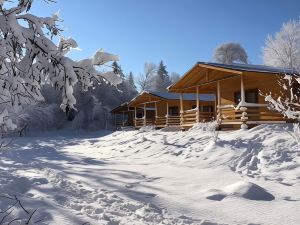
[[219, 72, 281, 106]]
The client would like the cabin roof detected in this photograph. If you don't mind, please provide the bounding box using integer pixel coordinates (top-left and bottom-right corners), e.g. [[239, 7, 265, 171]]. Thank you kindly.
[[148, 91, 214, 101], [128, 91, 215, 107], [197, 62, 299, 75], [168, 61, 299, 92], [110, 102, 130, 113]]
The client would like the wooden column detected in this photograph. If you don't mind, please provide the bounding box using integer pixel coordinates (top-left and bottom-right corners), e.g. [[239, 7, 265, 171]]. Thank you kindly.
[[196, 86, 200, 123], [240, 74, 245, 103], [240, 74, 248, 129], [217, 81, 221, 123], [134, 107, 137, 127], [155, 102, 158, 118], [143, 103, 147, 126], [122, 111, 125, 126], [180, 93, 184, 126], [166, 102, 169, 127]]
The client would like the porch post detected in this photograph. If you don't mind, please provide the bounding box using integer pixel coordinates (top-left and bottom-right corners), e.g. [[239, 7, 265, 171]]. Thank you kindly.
[[180, 93, 184, 126], [240, 74, 248, 129], [122, 111, 125, 126], [166, 102, 169, 127], [240, 74, 245, 103], [155, 102, 158, 127], [134, 107, 137, 127], [143, 103, 147, 126], [217, 81, 221, 123], [196, 86, 200, 123]]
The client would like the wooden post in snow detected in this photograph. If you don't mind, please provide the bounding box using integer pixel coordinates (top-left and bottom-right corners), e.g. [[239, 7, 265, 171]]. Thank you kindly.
[[217, 81, 221, 124], [143, 103, 147, 126], [180, 93, 184, 126], [166, 102, 169, 127], [196, 86, 200, 123], [240, 74, 248, 129]]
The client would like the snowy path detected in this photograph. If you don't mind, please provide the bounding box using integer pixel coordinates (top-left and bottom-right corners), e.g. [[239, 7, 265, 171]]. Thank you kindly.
[[0, 125, 300, 224]]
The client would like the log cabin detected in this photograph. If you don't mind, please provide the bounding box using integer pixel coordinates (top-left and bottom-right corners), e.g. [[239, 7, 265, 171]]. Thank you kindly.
[[110, 102, 135, 129], [168, 62, 298, 130], [128, 91, 215, 128]]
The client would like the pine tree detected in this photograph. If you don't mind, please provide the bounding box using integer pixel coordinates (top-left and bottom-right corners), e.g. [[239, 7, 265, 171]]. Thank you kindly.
[[128, 71, 136, 89], [112, 61, 124, 78], [155, 60, 171, 92]]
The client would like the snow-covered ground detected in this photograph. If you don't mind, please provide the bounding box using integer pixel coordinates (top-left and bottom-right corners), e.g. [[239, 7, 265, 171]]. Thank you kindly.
[[0, 124, 299, 225]]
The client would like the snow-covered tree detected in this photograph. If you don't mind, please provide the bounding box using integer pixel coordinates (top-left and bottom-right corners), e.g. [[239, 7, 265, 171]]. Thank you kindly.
[[0, 0, 121, 131], [155, 60, 171, 91], [262, 19, 300, 69], [112, 61, 124, 78], [137, 62, 157, 91], [213, 42, 248, 64], [170, 72, 181, 84], [128, 71, 136, 89]]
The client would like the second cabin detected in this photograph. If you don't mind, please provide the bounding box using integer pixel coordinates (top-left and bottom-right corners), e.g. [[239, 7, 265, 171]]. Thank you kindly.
[[128, 91, 215, 128]]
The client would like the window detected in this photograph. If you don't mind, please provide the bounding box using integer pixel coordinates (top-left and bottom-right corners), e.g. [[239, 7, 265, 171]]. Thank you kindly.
[[169, 106, 179, 116], [203, 105, 214, 112], [234, 89, 258, 104]]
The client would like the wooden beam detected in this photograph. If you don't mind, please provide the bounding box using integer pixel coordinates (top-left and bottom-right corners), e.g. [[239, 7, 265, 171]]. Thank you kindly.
[[166, 102, 169, 127], [196, 86, 200, 123], [143, 103, 146, 126], [240, 74, 245, 102], [217, 81, 221, 119], [180, 93, 183, 126]]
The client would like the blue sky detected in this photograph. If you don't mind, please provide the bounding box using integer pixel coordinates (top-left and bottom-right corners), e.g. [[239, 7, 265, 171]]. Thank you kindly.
[[30, 0, 300, 76]]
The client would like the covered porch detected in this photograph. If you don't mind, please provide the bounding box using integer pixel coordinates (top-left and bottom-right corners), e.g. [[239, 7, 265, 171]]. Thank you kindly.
[[168, 62, 287, 129], [110, 103, 135, 128], [128, 91, 215, 129]]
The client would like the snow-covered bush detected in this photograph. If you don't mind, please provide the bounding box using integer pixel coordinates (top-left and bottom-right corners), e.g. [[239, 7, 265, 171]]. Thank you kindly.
[[263, 74, 300, 145], [15, 103, 65, 131], [0, 0, 121, 132]]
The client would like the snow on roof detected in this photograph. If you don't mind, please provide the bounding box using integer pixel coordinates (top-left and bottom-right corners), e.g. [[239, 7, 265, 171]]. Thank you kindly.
[[110, 102, 129, 113], [198, 62, 299, 75], [146, 91, 215, 101]]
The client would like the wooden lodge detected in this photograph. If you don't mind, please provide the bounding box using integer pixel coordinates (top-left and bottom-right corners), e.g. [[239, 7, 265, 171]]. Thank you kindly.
[[110, 102, 135, 129], [168, 62, 297, 129], [128, 91, 215, 128]]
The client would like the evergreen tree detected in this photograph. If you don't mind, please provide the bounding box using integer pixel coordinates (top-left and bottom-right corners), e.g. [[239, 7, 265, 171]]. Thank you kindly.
[[112, 61, 124, 78], [128, 71, 136, 89], [155, 60, 171, 92]]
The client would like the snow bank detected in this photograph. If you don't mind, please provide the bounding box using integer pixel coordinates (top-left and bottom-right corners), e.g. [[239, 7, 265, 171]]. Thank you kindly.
[[204, 181, 275, 201]]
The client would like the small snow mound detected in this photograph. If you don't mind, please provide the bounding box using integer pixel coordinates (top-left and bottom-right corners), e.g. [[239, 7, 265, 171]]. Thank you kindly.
[[205, 181, 274, 201]]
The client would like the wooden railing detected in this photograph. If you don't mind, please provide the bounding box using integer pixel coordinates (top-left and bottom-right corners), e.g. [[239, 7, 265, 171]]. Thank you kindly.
[[135, 118, 144, 128], [181, 110, 215, 127], [155, 116, 167, 127], [135, 118, 155, 128], [167, 115, 180, 126], [181, 110, 197, 126], [219, 105, 286, 128]]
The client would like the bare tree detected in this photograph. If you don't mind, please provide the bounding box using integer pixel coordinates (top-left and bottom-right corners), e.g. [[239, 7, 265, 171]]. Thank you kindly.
[[213, 42, 248, 64], [262, 19, 300, 69], [137, 63, 157, 91]]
